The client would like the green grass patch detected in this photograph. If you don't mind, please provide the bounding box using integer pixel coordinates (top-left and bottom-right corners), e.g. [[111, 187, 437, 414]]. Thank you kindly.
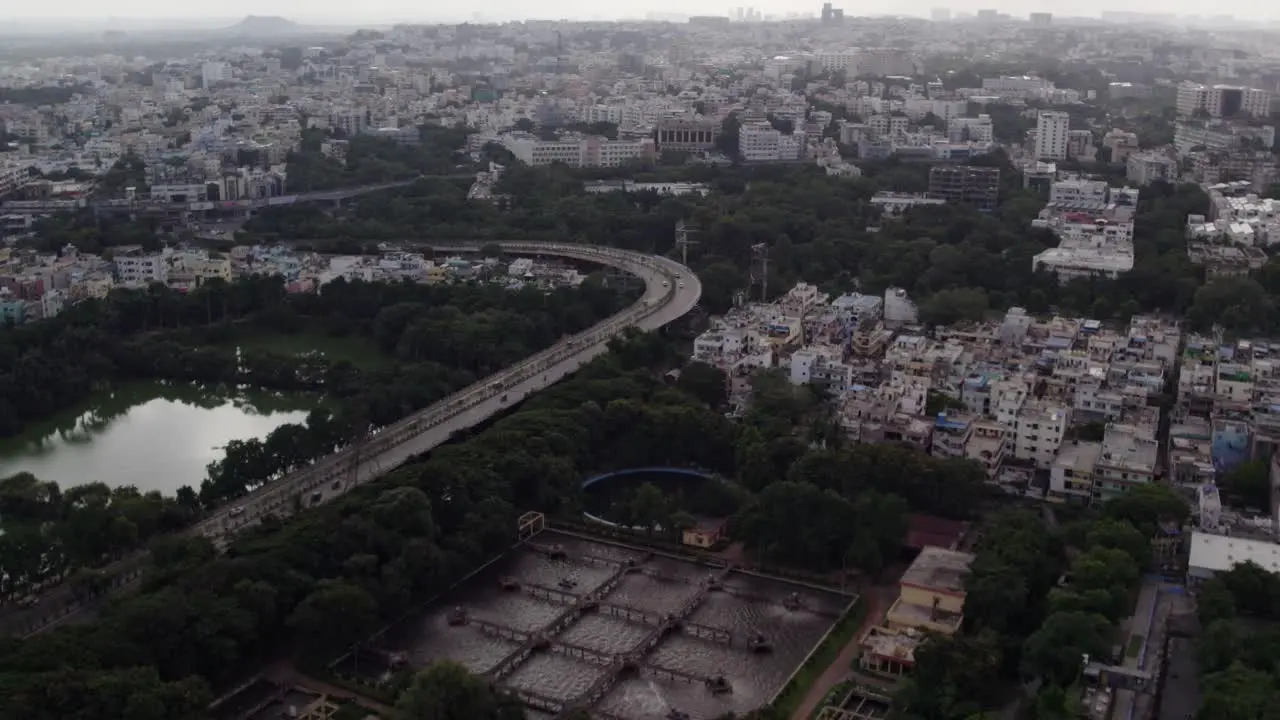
[[770, 598, 869, 717], [1126, 633, 1145, 659], [228, 327, 393, 369]]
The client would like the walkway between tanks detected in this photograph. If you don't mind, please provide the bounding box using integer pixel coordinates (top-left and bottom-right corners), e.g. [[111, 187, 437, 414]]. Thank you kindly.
[[790, 586, 895, 720]]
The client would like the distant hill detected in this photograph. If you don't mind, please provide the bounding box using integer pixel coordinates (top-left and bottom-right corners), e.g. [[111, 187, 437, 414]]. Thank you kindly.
[[224, 15, 302, 36]]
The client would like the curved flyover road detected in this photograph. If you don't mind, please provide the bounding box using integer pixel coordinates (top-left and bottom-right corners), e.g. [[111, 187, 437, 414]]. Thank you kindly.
[[196, 242, 701, 545], [2, 245, 697, 637]]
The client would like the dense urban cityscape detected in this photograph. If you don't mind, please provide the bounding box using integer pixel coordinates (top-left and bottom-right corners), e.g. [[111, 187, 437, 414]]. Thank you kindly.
[[2, 6, 1280, 720]]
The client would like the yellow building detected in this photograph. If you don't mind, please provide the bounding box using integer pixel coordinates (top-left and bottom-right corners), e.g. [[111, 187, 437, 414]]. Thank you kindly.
[[681, 517, 728, 548], [860, 545, 975, 678], [886, 546, 974, 635]]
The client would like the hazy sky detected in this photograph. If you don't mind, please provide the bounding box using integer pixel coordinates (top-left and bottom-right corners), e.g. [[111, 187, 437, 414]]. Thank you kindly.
[[7, 0, 1279, 22]]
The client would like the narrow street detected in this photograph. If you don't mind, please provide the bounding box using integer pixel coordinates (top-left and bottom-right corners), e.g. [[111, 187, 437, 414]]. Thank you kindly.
[[791, 586, 895, 720]]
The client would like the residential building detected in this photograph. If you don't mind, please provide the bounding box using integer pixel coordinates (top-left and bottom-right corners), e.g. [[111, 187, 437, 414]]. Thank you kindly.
[[115, 252, 167, 287], [1049, 440, 1102, 504], [0, 160, 34, 199], [500, 132, 655, 168], [861, 546, 975, 678], [789, 345, 854, 392], [947, 115, 994, 144], [1126, 151, 1179, 186], [1103, 129, 1141, 163], [1034, 111, 1070, 161], [1093, 423, 1159, 503], [738, 121, 806, 163], [1048, 177, 1109, 206], [887, 545, 974, 634], [1175, 82, 1272, 119], [201, 61, 228, 89], [1013, 400, 1070, 468]]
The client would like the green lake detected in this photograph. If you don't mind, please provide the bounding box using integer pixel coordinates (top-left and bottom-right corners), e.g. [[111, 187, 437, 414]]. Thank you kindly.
[[0, 382, 321, 496]]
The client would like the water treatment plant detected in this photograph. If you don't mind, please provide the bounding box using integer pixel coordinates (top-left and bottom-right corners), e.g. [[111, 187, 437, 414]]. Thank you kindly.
[[334, 517, 856, 720]]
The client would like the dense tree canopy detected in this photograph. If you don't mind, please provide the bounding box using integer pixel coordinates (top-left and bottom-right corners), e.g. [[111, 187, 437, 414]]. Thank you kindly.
[[0, 325, 1012, 718], [895, 485, 1186, 719], [231, 153, 1236, 331], [0, 272, 629, 605], [1194, 561, 1280, 720]]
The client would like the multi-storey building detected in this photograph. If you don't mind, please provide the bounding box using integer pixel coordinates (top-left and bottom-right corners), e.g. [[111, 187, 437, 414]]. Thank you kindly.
[[655, 116, 720, 152], [1175, 82, 1272, 118], [737, 121, 806, 163], [1034, 110, 1070, 161], [927, 165, 1000, 211], [0, 160, 34, 199], [1013, 400, 1070, 468], [501, 133, 656, 168], [947, 115, 994, 144], [1049, 440, 1102, 504], [115, 253, 167, 287], [1092, 423, 1159, 503], [1126, 150, 1179, 186], [1047, 177, 1109, 206]]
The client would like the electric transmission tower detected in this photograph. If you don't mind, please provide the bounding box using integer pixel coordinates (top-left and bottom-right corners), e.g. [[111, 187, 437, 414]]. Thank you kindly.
[[674, 219, 699, 265], [751, 242, 769, 303]]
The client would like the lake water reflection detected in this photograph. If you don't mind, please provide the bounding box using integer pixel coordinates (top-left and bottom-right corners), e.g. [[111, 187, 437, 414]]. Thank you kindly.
[[0, 382, 319, 495]]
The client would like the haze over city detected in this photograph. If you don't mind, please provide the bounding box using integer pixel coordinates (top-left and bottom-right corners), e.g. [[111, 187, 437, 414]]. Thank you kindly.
[[6, 0, 1280, 25], [3, 2, 1280, 720]]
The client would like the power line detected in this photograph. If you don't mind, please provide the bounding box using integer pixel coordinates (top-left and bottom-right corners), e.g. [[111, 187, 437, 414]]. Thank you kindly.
[[674, 219, 699, 265], [751, 242, 769, 303]]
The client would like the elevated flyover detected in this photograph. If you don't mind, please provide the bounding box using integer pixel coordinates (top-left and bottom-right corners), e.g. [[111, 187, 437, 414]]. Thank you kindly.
[[196, 242, 701, 545]]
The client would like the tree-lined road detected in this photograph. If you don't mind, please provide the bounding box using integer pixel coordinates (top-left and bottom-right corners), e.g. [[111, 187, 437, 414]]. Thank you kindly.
[[193, 242, 700, 544]]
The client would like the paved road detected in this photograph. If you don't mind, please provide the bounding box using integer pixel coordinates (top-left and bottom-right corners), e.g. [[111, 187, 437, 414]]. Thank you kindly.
[[0, 564, 144, 638], [790, 586, 895, 720], [8, 175, 475, 215], [1114, 577, 1183, 720], [2, 243, 699, 635], [193, 242, 700, 543]]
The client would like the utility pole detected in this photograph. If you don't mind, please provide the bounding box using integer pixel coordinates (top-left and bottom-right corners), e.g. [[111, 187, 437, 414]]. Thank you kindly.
[[751, 242, 769, 303], [674, 219, 699, 265], [346, 402, 371, 492]]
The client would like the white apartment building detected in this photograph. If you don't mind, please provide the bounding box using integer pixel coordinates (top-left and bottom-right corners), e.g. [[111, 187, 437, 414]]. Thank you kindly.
[[115, 254, 168, 287], [982, 76, 1053, 97], [1093, 423, 1159, 502], [867, 114, 910, 139], [691, 325, 773, 372], [790, 346, 854, 392], [1014, 401, 1071, 469], [1050, 441, 1102, 503], [948, 115, 994, 144], [1032, 239, 1135, 282], [1176, 82, 1272, 118], [1048, 177, 1109, 206], [1126, 151, 1178, 186], [738, 122, 806, 163], [1035, 111, 1070, 161], [201, 62, 228, 89], [902, 98, 968, 123], [501, 133, 656, 168], [990, 378, 1029, 427], [0, 160, 34, 199], [1174, 121, 1275, 155]]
